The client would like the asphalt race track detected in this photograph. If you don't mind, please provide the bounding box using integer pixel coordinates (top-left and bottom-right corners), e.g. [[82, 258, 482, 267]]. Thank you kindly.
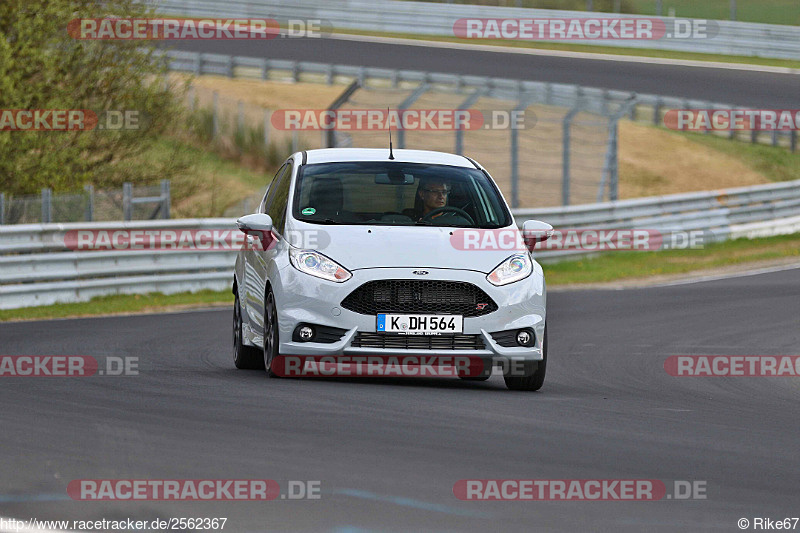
[[167, 36, 800, 108], [1, 267, 798, 532]]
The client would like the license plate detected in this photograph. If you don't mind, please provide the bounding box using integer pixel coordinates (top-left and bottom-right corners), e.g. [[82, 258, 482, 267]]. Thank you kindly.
[[377, 314, 463, 335]]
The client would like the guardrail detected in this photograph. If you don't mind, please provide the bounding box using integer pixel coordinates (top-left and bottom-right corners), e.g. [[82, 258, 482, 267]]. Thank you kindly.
[[1, 180, 798, 309], [0, 219, 236, 309], [155, 0, 800, 60]]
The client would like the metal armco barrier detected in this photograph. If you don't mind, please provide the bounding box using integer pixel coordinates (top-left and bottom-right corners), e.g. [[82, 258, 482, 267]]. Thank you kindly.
[[1, 181, 798, 309], [155, 0, 800, 60]]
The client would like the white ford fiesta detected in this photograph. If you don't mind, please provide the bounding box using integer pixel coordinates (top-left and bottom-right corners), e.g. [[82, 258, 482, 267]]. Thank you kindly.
[[233, 148, 553, 390]]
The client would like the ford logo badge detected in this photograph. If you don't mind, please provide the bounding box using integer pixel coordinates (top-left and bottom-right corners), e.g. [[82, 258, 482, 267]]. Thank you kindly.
[[412, 270, 429, 275]]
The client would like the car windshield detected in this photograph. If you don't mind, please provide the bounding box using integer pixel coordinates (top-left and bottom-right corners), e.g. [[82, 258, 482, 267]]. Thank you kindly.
[[293, 161, 512, 228]]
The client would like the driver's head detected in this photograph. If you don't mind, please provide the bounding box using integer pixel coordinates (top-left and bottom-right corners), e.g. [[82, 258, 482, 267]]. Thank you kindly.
[[417, 178, 450, 216]]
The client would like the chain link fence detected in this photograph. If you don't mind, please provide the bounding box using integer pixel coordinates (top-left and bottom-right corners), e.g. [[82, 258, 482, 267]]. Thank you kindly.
[[0, 182, 170, 225]]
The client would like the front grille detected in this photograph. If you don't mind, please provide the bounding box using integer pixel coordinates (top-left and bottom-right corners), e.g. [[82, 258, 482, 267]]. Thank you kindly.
[[352, 332, 485, 350], [341, 280, 498, 317]]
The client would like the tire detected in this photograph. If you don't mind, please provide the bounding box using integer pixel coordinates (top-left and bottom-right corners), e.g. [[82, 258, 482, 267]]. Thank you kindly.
[[263, 289, 281, 378], [503, 323, 547, 391], [233, 293, 264, 370]]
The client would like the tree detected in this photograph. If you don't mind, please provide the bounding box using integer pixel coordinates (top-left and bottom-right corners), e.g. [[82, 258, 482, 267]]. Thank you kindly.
[[0, 0, 186, 194]]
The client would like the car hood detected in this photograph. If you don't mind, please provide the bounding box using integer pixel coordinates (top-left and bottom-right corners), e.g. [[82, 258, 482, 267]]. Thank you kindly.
[[287, 223, 524, 274]]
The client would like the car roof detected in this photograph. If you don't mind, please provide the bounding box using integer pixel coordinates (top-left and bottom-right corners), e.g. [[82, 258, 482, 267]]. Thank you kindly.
[[302, 148, 476, 168]]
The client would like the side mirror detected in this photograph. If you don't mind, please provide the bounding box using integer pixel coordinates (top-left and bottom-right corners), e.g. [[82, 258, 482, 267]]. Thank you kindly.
[[522, 219, 554, 250], [237, 213, 275, 249]]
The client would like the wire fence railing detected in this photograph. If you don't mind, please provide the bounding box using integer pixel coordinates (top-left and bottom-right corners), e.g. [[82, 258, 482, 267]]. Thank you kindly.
[[167, 49, 797, 215], [0, 182, 170, 225]]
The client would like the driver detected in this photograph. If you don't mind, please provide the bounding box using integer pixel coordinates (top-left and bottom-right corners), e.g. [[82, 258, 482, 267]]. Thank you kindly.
[[414, 178, 451, 221]]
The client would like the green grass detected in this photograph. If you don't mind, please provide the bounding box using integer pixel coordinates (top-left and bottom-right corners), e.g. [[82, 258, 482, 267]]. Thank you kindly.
[[543, 232, 800, 285], [626, 0, 800, 25], [1, 233, 798, 321], [401, 0, 800, 25], [140, 135, 271, 218], [0, 290, 233, 322], [675, 131, 800, 183]]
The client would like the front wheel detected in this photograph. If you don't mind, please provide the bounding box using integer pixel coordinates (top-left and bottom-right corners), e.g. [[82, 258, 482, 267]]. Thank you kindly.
[[233, 293, 264, 370], [503, 324, 547, 391], [263, 289, 281, 378]]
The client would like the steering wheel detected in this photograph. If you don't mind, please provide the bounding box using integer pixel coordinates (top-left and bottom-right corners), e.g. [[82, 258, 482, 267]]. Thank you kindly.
[[421, 206, 475, 226]]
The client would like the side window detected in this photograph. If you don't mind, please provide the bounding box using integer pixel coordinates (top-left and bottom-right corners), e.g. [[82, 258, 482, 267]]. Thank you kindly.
[[261, 164, 286, 214], [267, 161, 293, 234]]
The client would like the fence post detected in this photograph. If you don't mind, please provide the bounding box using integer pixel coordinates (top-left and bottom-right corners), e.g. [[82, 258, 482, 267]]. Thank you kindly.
[[123, 182, 133, 221], [261, 58, 270, 80], [237, 100, 244, 137], [194, 53, 202, 75], [509, 98, 530, 209], [791, 130, 797, 152], [264, 109, 271, 148], [0, 193, 4, 225], [653, 97, 661, 125], [292, 130, 299, 153], [326, 80, 361, 148], [562, 108, 580, 206], [212, 91, 219, 139], [601, 98, 635, 202], [41, 188, 52, 223], [455, 88, 485, 155], [161, 180, 170, 219], [397, 84, 430, 149], [608, 120, 619, 201], [84, 184, 94, 221], [227, 55, 234, 77]]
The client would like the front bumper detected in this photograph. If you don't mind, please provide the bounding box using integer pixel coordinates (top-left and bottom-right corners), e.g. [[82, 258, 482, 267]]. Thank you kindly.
[[272, 266, 546, 362]]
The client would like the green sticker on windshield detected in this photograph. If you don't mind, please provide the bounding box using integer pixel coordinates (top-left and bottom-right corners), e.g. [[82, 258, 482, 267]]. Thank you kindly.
[[302, 207, 316, 215]]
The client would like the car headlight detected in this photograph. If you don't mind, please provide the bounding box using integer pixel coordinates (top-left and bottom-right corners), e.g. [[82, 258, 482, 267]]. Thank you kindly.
[[289, 248, 352, 282], [487, 253, 532, 286]]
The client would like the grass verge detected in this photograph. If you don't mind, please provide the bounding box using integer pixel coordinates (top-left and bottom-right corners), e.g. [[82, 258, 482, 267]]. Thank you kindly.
[[543, 232, 800, 285], [0, 290, 233, 322], [1, 233, 798, 322]]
